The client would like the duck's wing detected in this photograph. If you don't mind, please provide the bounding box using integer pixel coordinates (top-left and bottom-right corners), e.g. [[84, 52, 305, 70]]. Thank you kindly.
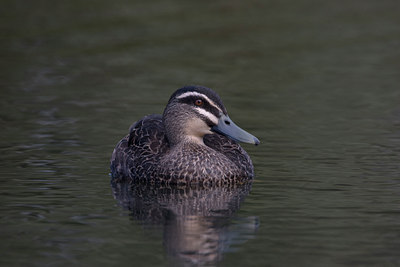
[[204, 133, 254, 178], [110, 114, 170, 182]]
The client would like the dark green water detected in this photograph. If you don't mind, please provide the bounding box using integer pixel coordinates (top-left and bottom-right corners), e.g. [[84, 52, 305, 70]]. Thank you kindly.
[[1, 0, 400, 266]]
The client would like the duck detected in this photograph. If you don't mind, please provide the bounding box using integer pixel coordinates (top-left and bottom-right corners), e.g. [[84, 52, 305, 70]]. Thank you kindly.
[[110, 85, 259, 186]]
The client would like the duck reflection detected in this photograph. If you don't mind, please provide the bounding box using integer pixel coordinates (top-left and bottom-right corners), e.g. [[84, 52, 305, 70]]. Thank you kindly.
[[111, 182, 258, 266]]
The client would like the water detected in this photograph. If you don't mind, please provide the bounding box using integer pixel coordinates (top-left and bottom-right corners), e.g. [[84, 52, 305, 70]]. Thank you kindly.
[[1, 0, 400, 266]]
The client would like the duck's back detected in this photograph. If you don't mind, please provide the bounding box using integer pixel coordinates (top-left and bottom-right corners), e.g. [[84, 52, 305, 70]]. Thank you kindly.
[[110, 114, 169, 183], [110, 114, 254, 185]]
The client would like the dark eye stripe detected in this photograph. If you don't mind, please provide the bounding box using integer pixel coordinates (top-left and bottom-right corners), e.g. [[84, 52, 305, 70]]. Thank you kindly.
[[178, 96, 221, 118]]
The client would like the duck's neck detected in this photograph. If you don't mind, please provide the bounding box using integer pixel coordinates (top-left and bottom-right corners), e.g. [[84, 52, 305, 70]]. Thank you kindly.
[[166, 134, 206, 148], [182, 136, 205, 146], [163, 114, 207, 147]]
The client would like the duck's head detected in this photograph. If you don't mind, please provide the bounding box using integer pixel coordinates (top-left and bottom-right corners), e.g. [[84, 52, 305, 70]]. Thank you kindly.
[[163, 86, 260, 146]]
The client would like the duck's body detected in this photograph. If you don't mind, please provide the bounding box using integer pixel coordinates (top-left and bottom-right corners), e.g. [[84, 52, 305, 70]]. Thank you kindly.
[[110, 86, 259, 186]]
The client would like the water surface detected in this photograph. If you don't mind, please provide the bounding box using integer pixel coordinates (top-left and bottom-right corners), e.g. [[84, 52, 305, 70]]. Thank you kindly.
[[1, 0, 400, 266]]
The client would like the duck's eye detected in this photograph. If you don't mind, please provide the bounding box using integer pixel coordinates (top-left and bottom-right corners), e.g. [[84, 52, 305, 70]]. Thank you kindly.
[[195, 99, 203, 106]]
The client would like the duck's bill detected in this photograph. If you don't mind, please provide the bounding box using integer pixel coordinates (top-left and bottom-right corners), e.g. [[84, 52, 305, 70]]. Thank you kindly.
[[211, 114, 260, 145]]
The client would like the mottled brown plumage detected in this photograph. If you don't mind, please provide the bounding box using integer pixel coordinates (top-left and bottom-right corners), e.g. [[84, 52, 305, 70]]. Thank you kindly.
[[110, 86, 258, 186]]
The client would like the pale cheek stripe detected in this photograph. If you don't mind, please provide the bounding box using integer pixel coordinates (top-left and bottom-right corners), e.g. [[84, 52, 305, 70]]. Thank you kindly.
[[194, 107, 219, 125], [176, 92, 222, 113]]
